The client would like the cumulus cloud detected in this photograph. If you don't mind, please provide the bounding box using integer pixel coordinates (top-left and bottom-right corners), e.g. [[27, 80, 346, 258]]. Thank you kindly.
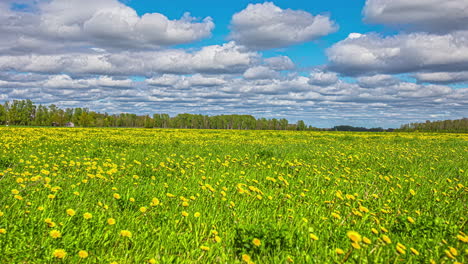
[[327, 31, 468, 76], [363, 0, 468, 32], [0, 0, 214, 53], [264, 56, 295, 71], [308, 71, 339, 86], [230, 2, 337, 49], [243, 66, 280, 80]]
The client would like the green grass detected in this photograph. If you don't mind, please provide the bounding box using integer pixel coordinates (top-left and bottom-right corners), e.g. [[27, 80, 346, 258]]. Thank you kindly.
[[0, 127, 467, 263]]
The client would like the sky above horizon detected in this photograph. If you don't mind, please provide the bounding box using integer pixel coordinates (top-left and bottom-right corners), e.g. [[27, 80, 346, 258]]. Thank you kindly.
[[1, 0, 467, 128]]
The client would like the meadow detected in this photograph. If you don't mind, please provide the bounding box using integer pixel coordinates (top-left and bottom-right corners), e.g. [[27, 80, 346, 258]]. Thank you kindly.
[[0, 127, 466, 263]]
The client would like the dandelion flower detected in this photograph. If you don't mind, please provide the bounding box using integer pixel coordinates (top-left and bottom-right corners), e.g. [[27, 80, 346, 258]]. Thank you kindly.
[[363, 237, 371, 245], [200, 246, 210, 251], [252, 238, 261, 247], [78, 250, 88, 258], [53, 249, 67, 259], [194, 212, 201, 218], [242, 254, 251, 262], [336, 248, 345, 255], [140, 207, 147, 213], [148, 258, 157, 264], [382, 235, 392, 244], [410, 248, 420, 255], [181, 211, 189, 217], [347, 231, 362, 243], [113, 193, 121, 199], [0, 228, 6, 234], [407, 216, 415, 224], [83, 213, 92, 219], [309, 234, 319, 241], [120, 230, 132, 238], [49, 230, 61, 239], [66, 209, 76, 216], [107, 218, 116, 225]]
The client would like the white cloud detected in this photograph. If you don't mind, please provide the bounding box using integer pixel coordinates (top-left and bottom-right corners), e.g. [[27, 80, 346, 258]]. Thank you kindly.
[[0, 42, 259, 75], [363, 0, 468, 32], [243, 66, 279, 80], [1, 0, 214, 53], [327, 31, 468, 76], [264, 56, 295, 70], [308, 71, 339, 86], [230, 2, 337, 49], [414, 71, 468, 84]]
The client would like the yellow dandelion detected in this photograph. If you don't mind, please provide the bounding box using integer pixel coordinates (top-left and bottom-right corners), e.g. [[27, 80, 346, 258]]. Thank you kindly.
[[371, 228, 379, 235], [242, 254, 251, 262], [181, 211, 189, 217], [120, 230, 132, 238], [200, 246, 210, 251], [83, 213, 92, 219], [382, 235, 392, 244], [182, 201, 189, 207], [410, 248, 420, 255], [449, 247, 458, 256], [363, 237, 371, 245], [347, 231, 362, 243], [0, 228, 6, 234], [286, 256, 294, 263], [351, 242, 361, 249], [407, 216, 415, 224], [107, 218, 116, 225], [331, 212, 341, 219], [49, 230, 61, 239], [53, 249, 67, 259], [48, 194, 55, 199], [140, 207, 147, 213], [150, 198, 160, 206], [66, 209, 76, 216], [113, 193, 121, 199], [252, 238, 261, 247], [336, 248, 345, 255], [78, 250, 88, 258], [194, 212, 201, 218], [148, 258, 157, 264], [309, 233, 319, 241], [214, 236, 222, 243]]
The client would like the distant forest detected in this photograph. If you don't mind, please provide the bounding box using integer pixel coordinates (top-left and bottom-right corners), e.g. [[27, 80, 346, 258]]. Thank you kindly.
[[0, 100, 466, 132]]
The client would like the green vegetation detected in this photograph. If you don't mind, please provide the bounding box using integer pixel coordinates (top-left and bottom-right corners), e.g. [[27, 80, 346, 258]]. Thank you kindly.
[[0, 127, 466, 263]]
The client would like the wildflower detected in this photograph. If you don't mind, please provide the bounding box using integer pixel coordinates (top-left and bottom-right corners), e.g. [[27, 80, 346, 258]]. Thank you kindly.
[[407, 216, 415, 224], [331, 212, 341, 219], [120, 230, 132, 238], [371, 228, 379, 235], [336, 248, 345, 255], [200, 246, 210, 251], [214, 236, 221, 243], [113, 193, 121, 199], [309, 233, 319, 241], [351, 242, 361, 249], [242, 254, 251, 262], [194, 212, 201, 218], [410, 248, 420, 255], [363, 237, 371, 244], [0, 228, 6, 234], [181, 211, 189, 217], [49, 230, 61, 239], [449, 247, 458, 256], [107, 218, 116, 225], [287, 256, 294, 263], [182, 201, 189, 207], [252, 238, 261, 247], [66, 209, 76, 216], [150, 198, 160, 206], [78, 250, 88, 258], [148, 259, 157, 264], [53, 249, 67, 259], [347, 231, 362, 243], [83, 213, 92, 220], [382, 235, 392, 244], [140, 207, 147, 213], [48, 194, 55, 199]]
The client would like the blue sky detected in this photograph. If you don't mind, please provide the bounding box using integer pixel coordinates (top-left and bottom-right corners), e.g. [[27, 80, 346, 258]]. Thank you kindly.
[[0, 0, 467, 128]]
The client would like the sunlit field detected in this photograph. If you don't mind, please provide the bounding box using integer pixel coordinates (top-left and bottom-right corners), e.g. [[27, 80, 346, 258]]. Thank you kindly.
[[0, 127, 466, 263]]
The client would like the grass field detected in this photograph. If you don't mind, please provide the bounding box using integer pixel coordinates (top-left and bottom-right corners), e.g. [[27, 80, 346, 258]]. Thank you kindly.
[[0, 127, 467, 263]]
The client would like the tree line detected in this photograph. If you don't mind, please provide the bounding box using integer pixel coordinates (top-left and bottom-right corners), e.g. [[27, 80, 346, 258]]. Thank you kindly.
[[0, 100, 313, 130], [396, 118, 468, 133]]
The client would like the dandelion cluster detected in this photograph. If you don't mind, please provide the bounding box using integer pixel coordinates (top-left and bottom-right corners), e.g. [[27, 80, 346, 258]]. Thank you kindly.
[[0, 127, 466, 263]]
